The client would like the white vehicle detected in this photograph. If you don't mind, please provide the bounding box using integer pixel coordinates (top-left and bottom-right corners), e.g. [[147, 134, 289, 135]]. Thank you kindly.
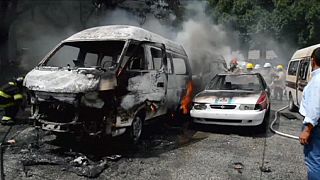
[[23, 25, 192, 143], [190, 73, 270, 132], [286, 44, 320, 111]]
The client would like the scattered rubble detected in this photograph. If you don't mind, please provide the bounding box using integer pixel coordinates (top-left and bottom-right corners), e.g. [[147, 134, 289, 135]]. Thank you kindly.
[[260, 166, 272, 173], [20, 151, 110, 178], [106, 155, 122, 161], [233, 162, 244, 174]]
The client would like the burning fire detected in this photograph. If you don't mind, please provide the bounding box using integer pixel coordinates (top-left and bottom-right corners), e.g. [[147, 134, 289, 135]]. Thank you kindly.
[[181, 81, 194, 114]]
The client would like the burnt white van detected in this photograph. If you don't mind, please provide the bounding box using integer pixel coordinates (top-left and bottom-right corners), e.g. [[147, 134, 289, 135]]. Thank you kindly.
[[23, 25, 192, 143], [286, 44, 320, 111]]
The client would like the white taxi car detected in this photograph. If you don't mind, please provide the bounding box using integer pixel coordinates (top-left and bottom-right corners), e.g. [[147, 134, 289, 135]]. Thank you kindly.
[[190, 73, 270, 132]]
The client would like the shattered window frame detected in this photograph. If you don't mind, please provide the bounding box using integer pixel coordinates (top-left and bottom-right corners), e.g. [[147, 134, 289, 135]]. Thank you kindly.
[[166, 53, 173, 74], [150, 47, 164, 70], [171, 53, 187, 75], [206, 74, 264, 91], [298, 59, 310, 80], [288, 60, 300, 76], [121, 42, 151, 72], [40, 41, 126, 71]]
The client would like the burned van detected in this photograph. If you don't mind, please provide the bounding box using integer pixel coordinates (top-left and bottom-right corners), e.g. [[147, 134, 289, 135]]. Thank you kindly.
[[24, 25, 191, 142]]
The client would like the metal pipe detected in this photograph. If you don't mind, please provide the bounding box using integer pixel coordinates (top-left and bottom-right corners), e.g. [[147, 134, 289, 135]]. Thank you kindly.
[[269, 105, 299, 140]]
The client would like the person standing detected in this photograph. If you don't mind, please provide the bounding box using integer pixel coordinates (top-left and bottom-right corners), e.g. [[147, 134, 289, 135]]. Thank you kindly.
[[271, 65, 286, 100], [228, 58, 240, 73], [299, 47, 320, 180], [261, 63, 274, 86]]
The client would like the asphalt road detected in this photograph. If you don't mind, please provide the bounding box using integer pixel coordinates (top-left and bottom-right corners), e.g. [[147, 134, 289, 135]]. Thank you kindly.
[[0, 99, 307, 180]]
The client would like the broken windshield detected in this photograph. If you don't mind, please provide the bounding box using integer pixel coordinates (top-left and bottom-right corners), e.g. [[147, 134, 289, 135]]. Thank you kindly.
[[42, 41, 125, 71], [206, 74, 263, 91]]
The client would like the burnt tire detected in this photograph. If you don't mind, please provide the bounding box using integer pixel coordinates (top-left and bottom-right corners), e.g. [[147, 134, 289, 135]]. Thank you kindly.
[[125, 115, 144, 144], [288, 94, 298, 112], [256, 108, 270, 134]]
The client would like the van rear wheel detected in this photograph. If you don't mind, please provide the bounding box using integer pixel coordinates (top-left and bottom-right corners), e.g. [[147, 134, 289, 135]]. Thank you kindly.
[[288, 94, 297, 112]]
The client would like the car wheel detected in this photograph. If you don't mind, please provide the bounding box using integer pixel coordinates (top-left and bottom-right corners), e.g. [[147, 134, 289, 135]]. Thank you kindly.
[[126, 115, 143, 144], [288, 94, 297, 112], [256, 108, 270, 133]]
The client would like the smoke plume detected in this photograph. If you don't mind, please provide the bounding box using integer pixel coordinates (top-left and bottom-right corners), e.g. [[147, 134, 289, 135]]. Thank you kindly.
[[13, 1, 239, 73]]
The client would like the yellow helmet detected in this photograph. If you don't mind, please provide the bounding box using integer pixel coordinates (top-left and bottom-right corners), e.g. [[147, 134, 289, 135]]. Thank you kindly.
[[276, 65, 284, 70], [246, 63, 254, 69]]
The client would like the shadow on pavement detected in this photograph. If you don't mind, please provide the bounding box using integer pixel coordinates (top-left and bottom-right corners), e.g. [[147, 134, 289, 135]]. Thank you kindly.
[[191, 110, 278, 138]]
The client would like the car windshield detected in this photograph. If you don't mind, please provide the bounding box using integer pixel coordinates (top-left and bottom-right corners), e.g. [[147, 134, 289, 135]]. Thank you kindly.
[[206, 74, 263, 91], [42, 41, 125, 71]]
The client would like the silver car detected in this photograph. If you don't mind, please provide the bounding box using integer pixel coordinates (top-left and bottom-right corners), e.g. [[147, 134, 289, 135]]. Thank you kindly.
[[190, 73, 270, 132]]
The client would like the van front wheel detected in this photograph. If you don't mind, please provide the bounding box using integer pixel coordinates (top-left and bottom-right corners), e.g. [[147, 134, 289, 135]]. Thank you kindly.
[[125, 115, 143, 144], [288, 94, 297, 112]]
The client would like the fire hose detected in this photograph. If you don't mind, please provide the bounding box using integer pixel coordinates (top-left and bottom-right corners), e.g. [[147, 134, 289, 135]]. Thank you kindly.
[[269, 105, 299, 140]]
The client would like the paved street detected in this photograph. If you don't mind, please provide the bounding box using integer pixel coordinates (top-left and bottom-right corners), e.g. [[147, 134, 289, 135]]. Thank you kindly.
[[0, 100, 306, 180]]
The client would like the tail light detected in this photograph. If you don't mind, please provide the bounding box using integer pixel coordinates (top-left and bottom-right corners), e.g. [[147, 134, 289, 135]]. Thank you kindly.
[[255, 92, 268, 110]]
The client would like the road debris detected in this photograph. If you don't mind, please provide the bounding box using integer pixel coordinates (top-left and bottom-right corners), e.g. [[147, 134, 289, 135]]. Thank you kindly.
[[5, 139, 16, 145], [20, 151, 109, 178], [233, 162, 244, 173], [72, 156, 89, 166], [106, 155, 122, 161], [260, 166, 272, 173]]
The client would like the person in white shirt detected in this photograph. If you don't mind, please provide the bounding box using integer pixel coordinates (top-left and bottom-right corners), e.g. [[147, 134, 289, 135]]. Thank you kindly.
[[299, 47, 320, 180]]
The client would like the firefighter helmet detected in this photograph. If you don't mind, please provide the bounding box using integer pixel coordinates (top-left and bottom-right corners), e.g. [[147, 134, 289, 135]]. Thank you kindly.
[[15, 77, 24, 87], [276, 65, 284, 70], [246, 63, 254, 69], [263, 63, 272, 68], [230, 58, 238, 65]]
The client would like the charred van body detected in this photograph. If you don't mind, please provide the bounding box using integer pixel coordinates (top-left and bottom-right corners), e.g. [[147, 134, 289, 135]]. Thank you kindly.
[[23, 25, 192, 142]]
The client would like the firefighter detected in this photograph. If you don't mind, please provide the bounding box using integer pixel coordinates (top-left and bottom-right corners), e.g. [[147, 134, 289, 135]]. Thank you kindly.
[[271, 65, 286, 100], [0, 77, 25, 125], [261, 63, 275, 86], [229, 58, 240, 73]]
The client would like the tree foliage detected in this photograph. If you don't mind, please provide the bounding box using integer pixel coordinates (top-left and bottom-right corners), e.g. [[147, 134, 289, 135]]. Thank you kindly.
[[207, 0, 320, 58]]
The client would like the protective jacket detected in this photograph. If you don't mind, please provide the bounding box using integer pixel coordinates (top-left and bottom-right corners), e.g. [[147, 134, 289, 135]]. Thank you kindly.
[[0, 82, 23, 108]]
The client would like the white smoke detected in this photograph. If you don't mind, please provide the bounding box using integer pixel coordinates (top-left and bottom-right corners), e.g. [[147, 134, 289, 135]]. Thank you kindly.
[[14, 1, 239, 73], [174, 2, 233, 73], [98, 1, 237, 73]]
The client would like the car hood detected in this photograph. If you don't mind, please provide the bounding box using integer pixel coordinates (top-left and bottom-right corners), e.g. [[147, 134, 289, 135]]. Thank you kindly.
[[24, 67, 104, 93], [193, 90, 261, 105]]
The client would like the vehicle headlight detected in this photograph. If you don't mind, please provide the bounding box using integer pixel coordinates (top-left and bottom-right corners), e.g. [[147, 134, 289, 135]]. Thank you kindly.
[[193, 103, 207, 110], [239, 104, 255, 110]]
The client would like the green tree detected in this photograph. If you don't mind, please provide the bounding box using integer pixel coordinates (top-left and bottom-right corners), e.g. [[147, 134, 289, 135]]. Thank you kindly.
[[207, 0, 320, 60]]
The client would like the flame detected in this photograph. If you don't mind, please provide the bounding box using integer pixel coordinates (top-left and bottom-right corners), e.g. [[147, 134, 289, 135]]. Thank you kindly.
[[181, 81, 194, 114]]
